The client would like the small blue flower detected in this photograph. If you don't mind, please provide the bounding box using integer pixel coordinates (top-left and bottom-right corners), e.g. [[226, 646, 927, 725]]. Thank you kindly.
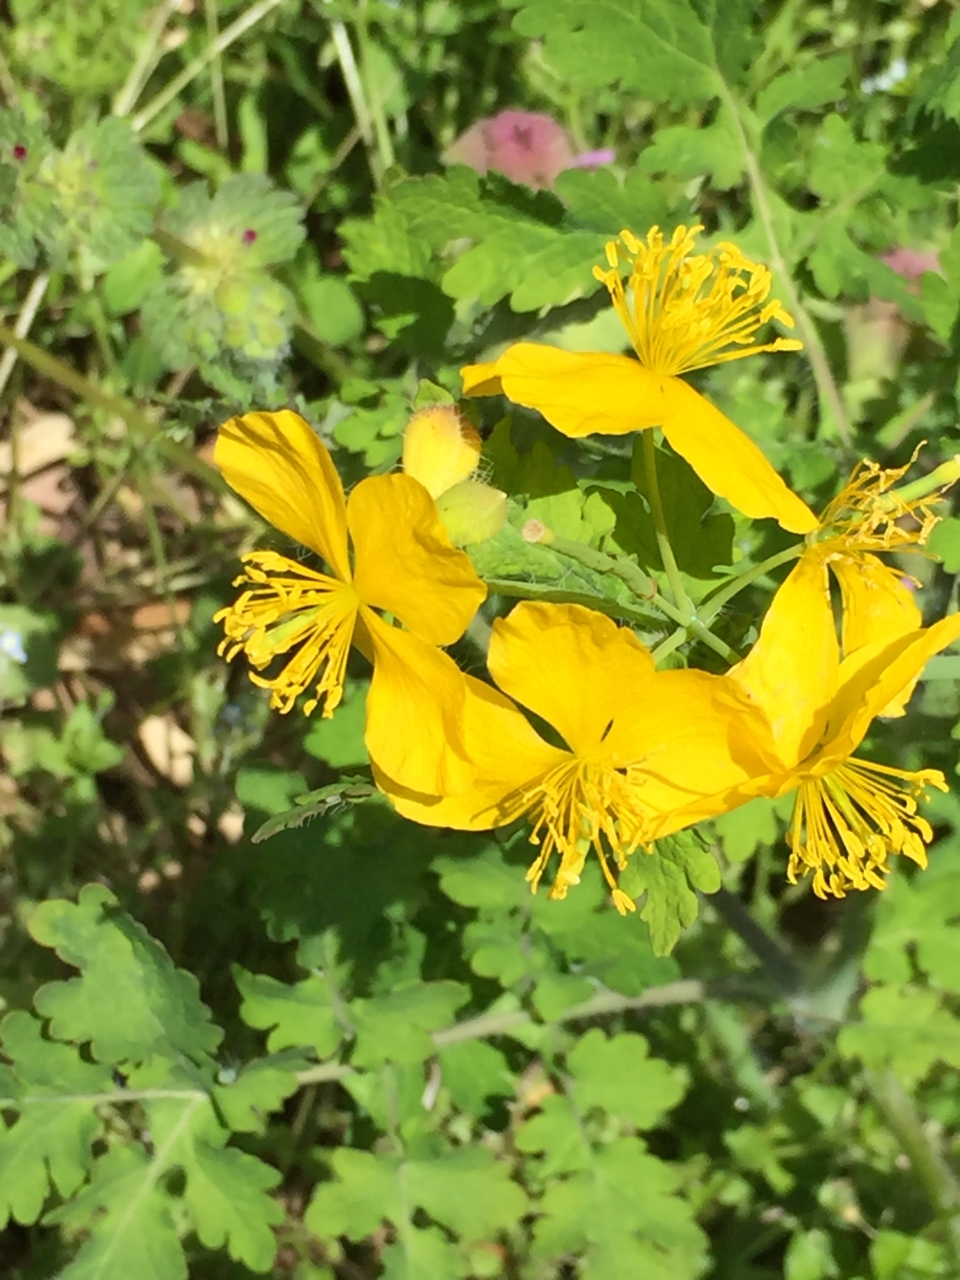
[[0, 627, 27, 664]]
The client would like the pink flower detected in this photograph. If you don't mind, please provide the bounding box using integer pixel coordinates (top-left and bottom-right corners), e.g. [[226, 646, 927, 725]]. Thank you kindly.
[[881, 247, 941, 286], [444, 109, 614, 191]]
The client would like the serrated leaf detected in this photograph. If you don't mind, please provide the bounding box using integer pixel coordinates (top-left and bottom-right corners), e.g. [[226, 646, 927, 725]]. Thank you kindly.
[[554, 166, 672, 236], [713, 796, 781, 864], [213, 1057, 303, 1134], [437, 1040, 514, 1114], [808, 114, 886, 203], [250, 778, 378, 843], [511, 0, 742, 100], [349, 981, 469, 1067], [29, 883, 221, 1073], [619, 832, 722, 956], [346, 167, 606, 313], [863, 864, 960, 992], [838, 986, 960, 1084], [181, 1143, 282, 1270], [307, 1144, 525, 1257], [525, 1133, 708, 1279], [566, 1029, 686, 1129], [234, 966, 344, 1057], [42, 117, 160, 272], [0, 1011, 113, 1227], [47, 1144, 186, 1280], [755, 55, 850, 125], [637, 107, 744, 190], [145, 1093, 282, 1272]]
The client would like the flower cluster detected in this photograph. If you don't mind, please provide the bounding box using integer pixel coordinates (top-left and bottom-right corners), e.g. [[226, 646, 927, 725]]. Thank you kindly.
[[215, 225, 960, 917]]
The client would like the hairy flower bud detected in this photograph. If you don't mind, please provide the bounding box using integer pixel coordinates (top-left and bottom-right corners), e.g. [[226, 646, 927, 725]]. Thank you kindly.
[[435, 480, 507, 546], [402, 404, 482, 499]]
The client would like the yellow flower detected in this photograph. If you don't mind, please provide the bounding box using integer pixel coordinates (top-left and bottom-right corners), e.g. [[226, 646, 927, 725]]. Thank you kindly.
[[806, 452, 940, 649], [656, 558, 960, 899], [376, 601, 771, 912], [214, 410, 487, 794], [460, 224, 817, 535]]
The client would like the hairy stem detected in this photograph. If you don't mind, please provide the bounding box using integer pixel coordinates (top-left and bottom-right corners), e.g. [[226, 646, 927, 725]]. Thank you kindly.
[[865, 1068, 960, 1269], [131, 0, 287, 135], [698, 543, 804, 626], [722, 85, 853, 449], [0, 321, 222, 490], [642, 430, 696, 618], [542, 532, 741, 664]]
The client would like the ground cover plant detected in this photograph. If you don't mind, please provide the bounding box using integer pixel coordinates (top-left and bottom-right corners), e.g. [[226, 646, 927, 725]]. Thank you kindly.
[[3, 0, 960, 1276]]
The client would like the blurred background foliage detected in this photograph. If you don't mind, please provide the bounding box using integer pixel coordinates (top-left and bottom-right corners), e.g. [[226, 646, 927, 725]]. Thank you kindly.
[[2, 0, 960, 1277]]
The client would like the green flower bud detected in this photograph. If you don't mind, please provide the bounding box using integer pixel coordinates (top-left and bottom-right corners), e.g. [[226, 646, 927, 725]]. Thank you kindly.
[[435, 480, 507, 547]]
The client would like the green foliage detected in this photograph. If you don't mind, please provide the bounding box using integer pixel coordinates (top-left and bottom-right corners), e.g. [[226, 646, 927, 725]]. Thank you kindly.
[[4, 0, 960, 1276], [142, 174, 305, 399]]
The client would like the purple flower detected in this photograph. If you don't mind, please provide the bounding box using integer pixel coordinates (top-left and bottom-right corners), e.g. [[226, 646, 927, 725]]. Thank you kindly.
[[444, 109, 613, 191]]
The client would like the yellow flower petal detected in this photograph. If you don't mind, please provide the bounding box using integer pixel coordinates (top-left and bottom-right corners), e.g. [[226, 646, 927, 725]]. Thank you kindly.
[[488, 601, 655, 757], [460, 361, 503, 397], [461, 344, 817, 534], [402, 405, 481, 498], [831, 554, 921, 656], [819, 612, 960, 765], [628, 669, 779, 834], [658, 380, 817, 534], [348, 474, 487, 645], [730, 554, 839, 769], [216, 411, 351, 581], [373, 672, 565, 830], [360, 609, 477, 796], [831, 554, 922, 716]]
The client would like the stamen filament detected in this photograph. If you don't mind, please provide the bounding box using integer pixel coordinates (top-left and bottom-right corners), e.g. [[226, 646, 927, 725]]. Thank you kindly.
[[519, 757, 649, 913], [593, 224, 801, 376], [214, 550, 360, 716], [787, 757, 946, 899]]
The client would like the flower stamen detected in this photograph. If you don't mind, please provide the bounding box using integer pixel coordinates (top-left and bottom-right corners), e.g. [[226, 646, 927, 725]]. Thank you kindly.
[[787, 757, 946, 898], [519, 758, 648, 913], [592, 223, 802, 376], [214, 550, 360, 716], [813, 450, 940, 557]]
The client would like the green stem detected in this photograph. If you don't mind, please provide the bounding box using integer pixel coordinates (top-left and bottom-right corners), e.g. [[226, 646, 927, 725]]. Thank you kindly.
[[320, 2, 382, 185], [864, 1068, 960, 1269], [112, 0, 186, 118], [642, 430, 695, 619], [0, 320, 223, 490], [699, 543, 804, 626], [203, 0, 229, 151], [543, 533, 741, 665], [131, 0, 287, 135], [295, 979, 707, 1087], [650, 626, 689, 666], [356, 0, 396, 174], [892, 454, 960, 505], [722, 85, 853, 450], [482, 578, 659, 629]]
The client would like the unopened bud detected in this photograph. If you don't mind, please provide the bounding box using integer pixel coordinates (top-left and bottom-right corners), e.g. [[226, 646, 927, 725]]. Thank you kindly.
[[435, 480, 507, 547], [403, 405, 481, 499]]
